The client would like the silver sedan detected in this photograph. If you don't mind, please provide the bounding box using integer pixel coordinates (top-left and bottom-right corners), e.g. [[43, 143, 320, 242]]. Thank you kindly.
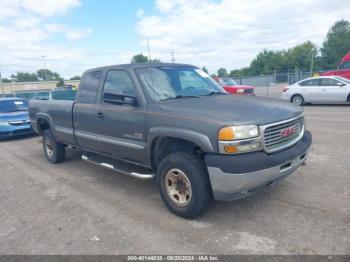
[[282, 76, 350, 105]]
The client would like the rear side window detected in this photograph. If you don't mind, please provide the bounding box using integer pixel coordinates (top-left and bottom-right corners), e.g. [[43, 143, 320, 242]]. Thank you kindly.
[[299, 79, 320, 86], [78, 71, 102, 103], [321, 78, 340, 86], [103, 70, 136, 96]]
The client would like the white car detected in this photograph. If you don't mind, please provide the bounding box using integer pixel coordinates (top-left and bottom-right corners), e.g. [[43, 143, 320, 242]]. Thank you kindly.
[[282, 76, 350, 105]]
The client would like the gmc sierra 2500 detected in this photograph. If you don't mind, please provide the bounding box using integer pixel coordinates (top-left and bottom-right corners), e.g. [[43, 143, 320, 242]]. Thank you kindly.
[[29, 63, 312, 218]]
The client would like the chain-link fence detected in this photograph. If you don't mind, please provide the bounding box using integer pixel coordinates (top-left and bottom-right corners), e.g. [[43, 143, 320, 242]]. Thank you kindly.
[[231, 70, 313, 98], [232, 71, 312, 87]]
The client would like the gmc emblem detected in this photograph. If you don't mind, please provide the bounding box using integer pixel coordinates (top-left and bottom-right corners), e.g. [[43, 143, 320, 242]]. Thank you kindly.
[[280, 127, 295, 138]]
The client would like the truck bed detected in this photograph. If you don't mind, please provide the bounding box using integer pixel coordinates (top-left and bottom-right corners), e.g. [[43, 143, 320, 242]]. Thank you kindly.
[[29, 99, 77, 145]]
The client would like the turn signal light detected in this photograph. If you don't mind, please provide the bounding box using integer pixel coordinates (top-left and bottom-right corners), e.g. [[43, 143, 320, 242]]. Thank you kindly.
[[223, 145, 238, 153], [218, 127, 235, 140]]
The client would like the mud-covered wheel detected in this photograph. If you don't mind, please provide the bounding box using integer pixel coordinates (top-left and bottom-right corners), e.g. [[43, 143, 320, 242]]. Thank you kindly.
[[43, 129, 65, 164], [157, 151, 212, 218]]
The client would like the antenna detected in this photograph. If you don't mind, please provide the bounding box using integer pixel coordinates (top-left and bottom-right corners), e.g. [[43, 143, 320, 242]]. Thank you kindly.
[[147, 37, 151, 63]]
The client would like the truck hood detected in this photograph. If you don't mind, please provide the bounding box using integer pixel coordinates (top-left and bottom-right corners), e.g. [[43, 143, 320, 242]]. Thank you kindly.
[[159, 95, 303, 126], [0, 111, 29, 122]]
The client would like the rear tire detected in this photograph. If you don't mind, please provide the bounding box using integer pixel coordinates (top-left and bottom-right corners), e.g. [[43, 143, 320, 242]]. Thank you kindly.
[[157, 151, 212, 218], [291, 95, 304, 106], [43, 129, 65, 164]]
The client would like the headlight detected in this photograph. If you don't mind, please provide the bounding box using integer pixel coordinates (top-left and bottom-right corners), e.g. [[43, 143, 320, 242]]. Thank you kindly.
[[218, 125, 259, 140], [218, 125, 261, 154], [0, 121, 10, 126]]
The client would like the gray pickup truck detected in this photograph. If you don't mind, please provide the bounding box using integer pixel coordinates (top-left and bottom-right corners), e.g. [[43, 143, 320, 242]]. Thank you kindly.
[[29, 63, 312, 218]]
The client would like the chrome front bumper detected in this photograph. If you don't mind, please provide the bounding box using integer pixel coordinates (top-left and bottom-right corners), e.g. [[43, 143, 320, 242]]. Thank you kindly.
[[207, 151, 307, 201]]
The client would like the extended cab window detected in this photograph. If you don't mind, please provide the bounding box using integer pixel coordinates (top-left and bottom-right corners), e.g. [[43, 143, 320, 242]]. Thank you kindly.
[[79, 71, 102, 104], [103, 70, 136, 96]]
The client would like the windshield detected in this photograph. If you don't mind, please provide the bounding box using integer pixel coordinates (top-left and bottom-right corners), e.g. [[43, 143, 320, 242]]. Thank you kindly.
[[0, 100, 28, 113], [335, 76, 350, 84], [223, 78, 238, 86], [136, 66, 226, 101]]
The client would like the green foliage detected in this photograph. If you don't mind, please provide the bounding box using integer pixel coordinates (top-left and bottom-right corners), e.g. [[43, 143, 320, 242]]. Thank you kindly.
[[321, 19, 350, 70], [131, 53, 149, 63], [11, 72, 38, 82], [131, 53, 162, 63], [202, 66, 209, 74], [217, 68, 228, 77], [70, 75, 81, 80], [1, 78, 11, 83], [8, 69, 64, 87], [227, 20, 348, 76]]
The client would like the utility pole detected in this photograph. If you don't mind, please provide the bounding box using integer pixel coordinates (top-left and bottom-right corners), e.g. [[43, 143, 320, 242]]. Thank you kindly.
[[310, 46, 318, 77], [0, 69, 4, 96], [41, 55, 47, 81], [146, 38, 151, 63], [171, 50, 175, 63]]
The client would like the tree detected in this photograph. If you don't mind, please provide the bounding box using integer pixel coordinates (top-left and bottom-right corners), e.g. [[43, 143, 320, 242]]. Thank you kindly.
[[131, 53, 149, 63], [321, 19, 350, 70], [70, 76, 81, 80], [131, 53, 161, 63], [202, 66, 209, 74], [284, 41, 319, 72], [37, 69, 61, 81], [217, 68, 228, 77], [1, 78, 11, 83], [11, 72, 38, 82]]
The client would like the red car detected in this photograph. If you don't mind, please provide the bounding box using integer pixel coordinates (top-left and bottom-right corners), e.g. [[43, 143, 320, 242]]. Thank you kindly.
[[214, 77, 255, 95], [320, 51, 350, 80]]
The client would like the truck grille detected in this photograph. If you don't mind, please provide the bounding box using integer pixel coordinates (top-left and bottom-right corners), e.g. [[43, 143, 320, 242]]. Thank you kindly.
[[263, 116, 304, 153]]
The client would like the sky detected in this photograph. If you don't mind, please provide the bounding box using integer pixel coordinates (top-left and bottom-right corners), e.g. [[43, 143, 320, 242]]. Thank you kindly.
[[0, 0, 349, 79]]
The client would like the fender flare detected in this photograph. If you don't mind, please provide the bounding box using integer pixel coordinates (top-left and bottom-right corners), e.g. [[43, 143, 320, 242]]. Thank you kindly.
[[35, 113, 55, 135], [147, 126, 215, 162]]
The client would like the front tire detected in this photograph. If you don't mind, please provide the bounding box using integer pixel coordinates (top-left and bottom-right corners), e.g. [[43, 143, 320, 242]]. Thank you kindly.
[[291, 94, 304, 106], [157, 152, 212, 218], [43, 129, 65, 164]]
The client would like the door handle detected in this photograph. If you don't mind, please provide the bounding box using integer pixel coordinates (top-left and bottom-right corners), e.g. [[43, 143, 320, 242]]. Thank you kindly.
[[96, 111, 104, 119], [322, 89, 326, 91]]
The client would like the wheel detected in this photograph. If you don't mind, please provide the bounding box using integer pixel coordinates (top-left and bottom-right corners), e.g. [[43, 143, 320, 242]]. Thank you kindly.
[[157, 151, 212, 218], [42, 129, 65, 164], [291, 95, 304, 106]]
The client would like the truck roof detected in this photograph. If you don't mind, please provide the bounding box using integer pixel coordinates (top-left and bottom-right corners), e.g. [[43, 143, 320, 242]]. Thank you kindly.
[[83, 63, 196, 74]]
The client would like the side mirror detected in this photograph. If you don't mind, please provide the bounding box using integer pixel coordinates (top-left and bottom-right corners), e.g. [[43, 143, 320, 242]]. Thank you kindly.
[[103, 91, 138, 106], [336, 82, 345, 86]]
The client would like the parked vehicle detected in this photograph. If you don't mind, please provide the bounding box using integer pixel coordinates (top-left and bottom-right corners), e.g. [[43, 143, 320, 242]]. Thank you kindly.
[[30, 63, 312, 218], [214, 77, 255, 95], [0, 97, 33, 140], [320, 51, 350, 80], [282, 76, 350, 105]]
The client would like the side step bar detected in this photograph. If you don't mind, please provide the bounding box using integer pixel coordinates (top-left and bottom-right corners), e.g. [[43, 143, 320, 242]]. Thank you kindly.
[[81, 154, 154, 180]]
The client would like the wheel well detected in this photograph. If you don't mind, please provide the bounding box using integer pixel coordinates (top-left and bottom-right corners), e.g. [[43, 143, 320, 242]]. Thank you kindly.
[[150, 137, 204, 171], [291, 94, 304, 102], [347, 94, 350, 102], [37, 118, 51, 134]]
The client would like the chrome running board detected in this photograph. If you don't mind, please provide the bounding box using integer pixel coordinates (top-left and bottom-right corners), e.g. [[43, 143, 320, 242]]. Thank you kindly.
[[81, 153, 154, 180]]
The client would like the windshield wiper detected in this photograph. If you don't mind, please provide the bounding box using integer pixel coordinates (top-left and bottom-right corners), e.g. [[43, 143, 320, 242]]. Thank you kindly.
[[161, 95, 201, 101], [203, 91, 226, 96]]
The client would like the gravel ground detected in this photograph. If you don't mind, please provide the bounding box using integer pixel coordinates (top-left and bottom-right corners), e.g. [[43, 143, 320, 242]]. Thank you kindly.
[[0, 100, 349, 255]]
